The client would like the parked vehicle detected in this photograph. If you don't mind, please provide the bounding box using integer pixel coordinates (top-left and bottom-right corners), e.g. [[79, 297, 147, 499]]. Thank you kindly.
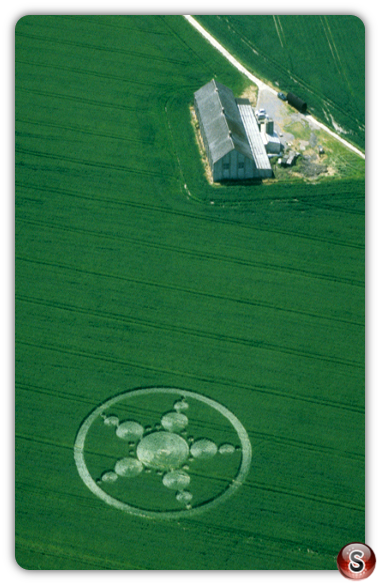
[[255, 108, 266, 120], [277, 92, 286, 101]]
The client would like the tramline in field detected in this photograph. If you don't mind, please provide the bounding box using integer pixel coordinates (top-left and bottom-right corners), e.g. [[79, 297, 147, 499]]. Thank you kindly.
[[16, 15, 364, 570]]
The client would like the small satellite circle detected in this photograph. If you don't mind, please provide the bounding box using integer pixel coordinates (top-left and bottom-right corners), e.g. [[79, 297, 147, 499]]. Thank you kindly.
[[115, 457, 143, 478], [74, 387, 252, 519], [116, 421, 144, 441], [190, 439, 218, 459]]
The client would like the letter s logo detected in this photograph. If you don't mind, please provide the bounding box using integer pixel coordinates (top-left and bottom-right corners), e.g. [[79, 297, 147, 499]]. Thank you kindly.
[[349, 550, 365, 573]]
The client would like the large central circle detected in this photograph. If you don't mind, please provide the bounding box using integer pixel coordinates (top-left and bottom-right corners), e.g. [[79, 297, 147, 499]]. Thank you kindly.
[[136, 431, 189, 470]]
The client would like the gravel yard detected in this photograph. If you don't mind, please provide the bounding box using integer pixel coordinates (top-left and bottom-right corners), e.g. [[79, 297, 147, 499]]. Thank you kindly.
[[255, 88, 336, 180]]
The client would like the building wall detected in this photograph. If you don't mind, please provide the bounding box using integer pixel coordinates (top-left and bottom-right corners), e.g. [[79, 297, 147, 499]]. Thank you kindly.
[[213, 159, 223, 181], [213, 150, 256, 181], [260, 124, 281, 155]]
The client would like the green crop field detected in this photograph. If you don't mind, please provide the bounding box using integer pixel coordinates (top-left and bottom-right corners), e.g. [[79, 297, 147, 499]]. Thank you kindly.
[[196, 15, 365, 151], [16, 15, 364, 570]]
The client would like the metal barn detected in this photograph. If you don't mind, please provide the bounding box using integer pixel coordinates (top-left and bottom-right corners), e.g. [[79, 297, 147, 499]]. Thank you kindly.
[[194, 80, 272, 181]]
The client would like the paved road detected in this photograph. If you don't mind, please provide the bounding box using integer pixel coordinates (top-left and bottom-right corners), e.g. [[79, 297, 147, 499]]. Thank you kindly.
[[184, 15, 365, 160]]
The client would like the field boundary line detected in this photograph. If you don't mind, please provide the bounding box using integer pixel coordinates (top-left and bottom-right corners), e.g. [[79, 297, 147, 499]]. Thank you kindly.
[[16, 379, 365, 462], [16, 432, 73, 452], [272, 16, 284, 49], [16, 147, 175, 179], [320, 16, 340, 73], [246, 428, 364, 462], [16, 117, 151, 145], [16, 217, 365, 288], [16, 180, 365, 250], [16, 86, 141, 113], [191, 470, 364, 513], [15, 381, 363, 462], [16, 381, 99, 407], [15, 533, 141, 569], [17, 432, 132, 462], [60, 14, 171, 36], [16, 293, 364, 370], [16, 256, 364, 328], [243, 479, 364, 513], [16, 30, 189, 66], [180, 518, 339, 561], [17, 339, 365, 414]]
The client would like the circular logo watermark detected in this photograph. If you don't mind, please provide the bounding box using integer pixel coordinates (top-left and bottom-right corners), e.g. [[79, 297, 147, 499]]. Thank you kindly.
[[337, 543, 376, 579], [74, 387, 252, 519]]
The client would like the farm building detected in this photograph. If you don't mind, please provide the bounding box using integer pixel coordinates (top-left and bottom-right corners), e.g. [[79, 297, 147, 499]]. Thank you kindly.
[[286, 92, 307, 114], [260, 117, 282, 154], [194, 79, 272, 181]]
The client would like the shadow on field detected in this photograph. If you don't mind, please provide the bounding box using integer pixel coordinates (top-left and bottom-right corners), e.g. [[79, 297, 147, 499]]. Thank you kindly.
[[215, 177, 267, 187]]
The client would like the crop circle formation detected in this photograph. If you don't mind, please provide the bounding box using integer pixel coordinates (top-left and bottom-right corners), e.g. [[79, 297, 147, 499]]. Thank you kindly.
[[74, 387, 252, 519]]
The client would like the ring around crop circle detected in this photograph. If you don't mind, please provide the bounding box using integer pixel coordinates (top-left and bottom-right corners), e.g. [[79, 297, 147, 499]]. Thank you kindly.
[[74, 387, 252, 519]]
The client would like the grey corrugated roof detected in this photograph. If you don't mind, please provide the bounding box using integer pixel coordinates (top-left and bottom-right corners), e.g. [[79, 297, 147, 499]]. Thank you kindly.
[[237, 103, 272, 171], [194, 79, 253, 164]]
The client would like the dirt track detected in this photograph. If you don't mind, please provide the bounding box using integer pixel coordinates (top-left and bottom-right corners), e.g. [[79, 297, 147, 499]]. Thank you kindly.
[[184, 15, 365, 160]]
